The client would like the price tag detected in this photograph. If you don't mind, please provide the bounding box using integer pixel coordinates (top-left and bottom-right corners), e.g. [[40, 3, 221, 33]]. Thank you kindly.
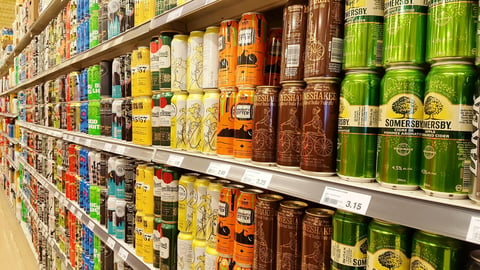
[[240, 169, 272, 189], [205, 0, 216, 4], [206, 162, 231, 178], [118, 247, 129, 261], [87, 220, 95, 231], [466, 216, 480, 244], [69, 204, 76, 213], [166, 154, 184, 167], [116, 146, 126, 155], [166, 6, 184, 22], [59, 197, 66, 206], [320, 186, 371, 215], [85, 139, 92, 147], [104, 144, 113, 152], [75, 209, 82, 219], [106, 237, 116, 249]]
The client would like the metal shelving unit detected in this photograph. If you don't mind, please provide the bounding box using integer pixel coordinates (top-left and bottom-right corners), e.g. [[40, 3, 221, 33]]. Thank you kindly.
[[4, 152, 18, 170], [0, 112, 19, 118], [19, 156, 155, 270], [15, 120, 480, 244], [0, 0, 286, 96]]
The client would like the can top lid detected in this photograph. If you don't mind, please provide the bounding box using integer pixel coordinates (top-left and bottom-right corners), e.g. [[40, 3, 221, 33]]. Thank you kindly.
[[174, 34, 189, 38], [242, 11, 264, 16], [184, 172, 201, 177], [221, 19, 239, 23], [211, 179, 232, 185], [138, 46, 148, 49], [385, 65, 424, 71], [217, 253, 233, 258], [190, 30, 205, 36], [241, 188, 264, 194], [258, 193, 284, 202], [470, 250, 480, 262], [306, 208, 334, 217], [280, 200, 308, 209], [237, 85, 257, 90], [219, 86, 238, 91], [257, 85, 281, 91], [224, 183, 246, 189], [345, 70, 378, 74], [199, 175, 217, 181], [236, 262, 253, 268], [204, 88, 220, 93], [304, 77, 340, 83], [372, 218, 399, 226], [206, 26, 220, 30], [281, 82, 305, 87], [431, 60, 474, 67]]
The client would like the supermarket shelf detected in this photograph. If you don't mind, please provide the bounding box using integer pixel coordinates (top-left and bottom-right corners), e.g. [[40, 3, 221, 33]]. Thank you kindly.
[[0, 0, 68, 77], [17, 121, 63, 138], [2, 132, 20, 144], [19, 157, 155, 270], [4, 153, 18, 170], [1, 0, 286, 96], [0, 112, 18, 118]]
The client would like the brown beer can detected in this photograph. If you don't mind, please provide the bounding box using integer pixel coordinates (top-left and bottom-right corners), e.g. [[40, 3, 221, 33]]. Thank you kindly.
[[252, 86, 280, 164], [301, 208, 334, 270], [280, 0, 308, 83], [253, 194, 284, 270], [217, 184, 245, 256], [304, 0, 344, 78], [233, 188, 264, 266], [276, 83, 304, 169], [263, 28, 283, 87], [276, 200, 308, 270], [300, 79, 340, 175]]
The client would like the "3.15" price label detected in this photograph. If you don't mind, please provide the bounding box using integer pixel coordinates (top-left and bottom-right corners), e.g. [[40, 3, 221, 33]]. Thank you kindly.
[[320, 186, 371, 215]]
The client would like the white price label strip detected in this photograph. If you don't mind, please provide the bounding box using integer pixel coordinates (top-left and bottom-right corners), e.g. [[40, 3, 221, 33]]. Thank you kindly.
[[166, 7, 184, 22], [466, 216, 480, 244], [69, 204, 76, 213], [205, 0, 216, 4], [166, 154, 184, 167], [86, 139, 92, 147], [104, 144, 113, 152], [106, 237, 116, 249], [320, 187, 371, 215], [206, 162, 231, 178], [116, 146, 126, 154], [118, 247, 129, 261], [241, 169, 272, 189], [87, 220, 95, 230]]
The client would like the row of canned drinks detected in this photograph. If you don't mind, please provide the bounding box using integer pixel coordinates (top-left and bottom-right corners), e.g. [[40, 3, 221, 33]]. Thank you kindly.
[[20, 168, 135, 270]]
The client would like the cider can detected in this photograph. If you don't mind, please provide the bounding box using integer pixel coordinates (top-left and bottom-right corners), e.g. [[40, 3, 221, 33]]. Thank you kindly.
[[171, 91, 188, 149], [132, 96, 153, 146], [236, 13, 268, 87], [203, 89, 220, 154], [203, 26, 220, 89], [218, 20, 239, 88], [187, 31, 204, 93], [171, 35, 188, 92], [217, 87, 237, 157], [186, 92, 204, 152], [410, 231, 463, 269], [234, 87, 254, 160], [233, 188, 263, 265], [276, 83, 304, 169], [252, 86, 279, 164], [178, 173, 200, 233], [217, 184, 245, 256]]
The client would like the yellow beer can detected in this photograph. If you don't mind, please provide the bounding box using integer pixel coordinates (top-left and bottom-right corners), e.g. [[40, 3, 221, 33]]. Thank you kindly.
[[178, 172, 200, 233], [132, 96, 153, 146], [186, 92, 204, 152], [133, 46, 152, 97], [177, 231, 194, 270], [135, 211, 145, 257], [143, 164, 155, 215], [142, 214, 155, 263], [202, 89, 220, 154], [171, 91, 188, 150]]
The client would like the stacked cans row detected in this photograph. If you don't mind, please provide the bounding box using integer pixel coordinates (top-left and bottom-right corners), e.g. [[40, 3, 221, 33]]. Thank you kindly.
[[332, 210, 467, 269]]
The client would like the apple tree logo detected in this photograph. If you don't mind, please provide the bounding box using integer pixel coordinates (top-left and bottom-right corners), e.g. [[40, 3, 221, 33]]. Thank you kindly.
[[378, 251, 402, 270], [424, 96, 443, 120], [392, 96, 418, 118]]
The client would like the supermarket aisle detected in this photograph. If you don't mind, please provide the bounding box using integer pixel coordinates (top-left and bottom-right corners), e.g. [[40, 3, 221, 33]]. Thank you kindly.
[[0, 190, 38, 269]]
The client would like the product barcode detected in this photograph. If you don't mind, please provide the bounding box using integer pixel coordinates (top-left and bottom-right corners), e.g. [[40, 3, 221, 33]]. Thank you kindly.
[[463, 160, 472, 192], [323, 195, 340, 206], [331, 38, 343, 64], [286, 44, 301, 67], [376, 41, 383, 65]]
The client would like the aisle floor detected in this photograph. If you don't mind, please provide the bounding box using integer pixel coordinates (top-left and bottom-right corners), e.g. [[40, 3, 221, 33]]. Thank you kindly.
[[0, 186, 39, 269]]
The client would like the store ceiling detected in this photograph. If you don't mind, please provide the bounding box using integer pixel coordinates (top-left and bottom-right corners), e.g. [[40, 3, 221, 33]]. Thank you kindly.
[[0, 0, 16, 30]]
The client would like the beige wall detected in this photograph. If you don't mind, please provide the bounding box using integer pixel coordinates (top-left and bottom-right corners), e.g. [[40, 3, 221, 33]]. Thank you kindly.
[[0, 0, 16, 30]]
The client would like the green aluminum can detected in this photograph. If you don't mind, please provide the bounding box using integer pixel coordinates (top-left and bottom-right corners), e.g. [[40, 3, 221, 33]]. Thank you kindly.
[[153, 216, 162, 268], [161, 166, 180, 222], [151, 37, 161, 91], [366, 219, 412, 269], [88, 64, 101, 101], [410, 231, 463, 269], [426, 0, 478, 63], [166, 0, 177, 11], [344, 0, 384, 69], [159, 34, 173, 89], [421, 61, 476, 198], [88, 101, 101, 135], [160, 222, 179, 270], [154, 165, 163, 216], [337, 71, 380, 181], [377, 67, 425, 190], [90, 1, 99, 48], [153, 90, 174, 146], [383, 0, 428, 66], [331, 210, 370, 269], [156, 0, 166, 15]]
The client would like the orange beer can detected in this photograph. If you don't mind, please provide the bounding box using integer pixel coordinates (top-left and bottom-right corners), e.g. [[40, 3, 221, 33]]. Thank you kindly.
[[216, 184, 245, 256], [263, 28, 283, 87], [217, 87, 237, 157], [216, 254, 235, 270], [233, 87, 254, 160], [236, 12, 268, 87], [218, 20, 239, 88], [233, 188, 263, 266]]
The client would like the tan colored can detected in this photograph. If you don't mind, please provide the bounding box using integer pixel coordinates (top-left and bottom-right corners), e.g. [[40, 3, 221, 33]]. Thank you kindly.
[[171, 91, 188, 149], [300, 79, 340, 175], [178, 173, 200, 233], [276, 200, 308, 270], [186, 92, 204, 152], [301, 208, 334, 270], [135, 211, 145, 257], [253, 194, 284, 270], [193, 176, 214, 239], [202, 89, 220, 154], [143, 214, 155, 263]]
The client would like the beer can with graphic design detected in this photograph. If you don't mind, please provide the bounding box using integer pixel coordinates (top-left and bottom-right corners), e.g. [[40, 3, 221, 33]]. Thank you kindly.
[[337, 71, 380, 181], [421, 62, 476, 198], [186, 92, 204, 152], [203, 26, 220, 89], [252, 86, 279, 164], [187, 31, 204, 93], [132, 97, 153, 146], [177, 231, 194, 270], [217, 184, 245, 256], [301, 208, 334, 270], [202, 89, 220, 154], [410, 230, 463, 269], [171, 91, 188, 149], [178, 173, 199, 233], [152, 90, 174, 146], [218, 20, 239, 88], [171, 35, 188, 92], [234, 87, 254, 160], [217, 87, 237, 157]]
